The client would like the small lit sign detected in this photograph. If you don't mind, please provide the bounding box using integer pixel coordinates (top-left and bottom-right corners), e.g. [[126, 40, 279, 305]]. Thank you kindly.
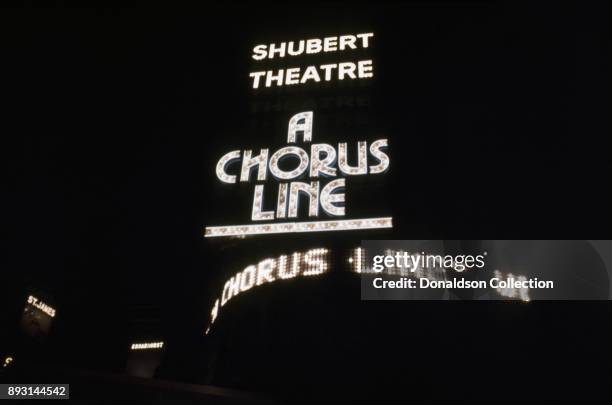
[[130, 342, 164, 351], [3, 357, 13, 368], [26, 295, 56, 318]]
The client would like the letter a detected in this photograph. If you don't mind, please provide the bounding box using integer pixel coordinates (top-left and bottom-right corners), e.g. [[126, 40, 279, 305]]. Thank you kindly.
[[287, 111, 313, 143]]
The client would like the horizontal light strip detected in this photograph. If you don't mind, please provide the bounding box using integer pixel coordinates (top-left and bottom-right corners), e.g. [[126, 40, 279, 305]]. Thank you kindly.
[[204, 217, 393, 238], [130, 342, 164, 351]]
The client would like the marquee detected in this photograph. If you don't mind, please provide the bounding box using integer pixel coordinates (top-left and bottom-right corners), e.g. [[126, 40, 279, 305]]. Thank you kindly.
[[205, 111, 393, 237]]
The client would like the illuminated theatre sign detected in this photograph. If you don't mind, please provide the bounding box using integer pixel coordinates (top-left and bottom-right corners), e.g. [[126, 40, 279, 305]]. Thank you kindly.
[[204, 32, 390, 237], [205, 247, 535, 333], [249, 33, 374, 89], [204, 111, 392, 237], [130, 342, 164, 351], [206, 247, 330, 333], [26, 295, 56, 318]]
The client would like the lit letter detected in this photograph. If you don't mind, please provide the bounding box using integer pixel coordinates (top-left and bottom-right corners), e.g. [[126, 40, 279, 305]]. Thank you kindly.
[[319, 64, 338, 81], [216, 150, 241, 184], [288, 181, 319, 218], [306, 38, 322, 54], [339, 35, 357, 50], [276, 182, 288, 218], [287, 111, 313, 143], [257, 259, 276, 285], [310, 143, 337, 177], [303, 248, 329, 276], [323, 36, 338, 52], [369, 139, 389, 173], [300, 66, 321, 84], [357, 60, 374, 78], [210, 299, 219, 322], [249, 71, 266, 89], [252, 44, 267, 60], [265, 69, 284, 87], [285, 68, 300, 85], [287, 40, 304, 56], [320, 178, 345, 216], [278, 254, 300, 279], [338, 62, 357, 80], [221, 275, 240, 306], [356, 32, 374, 48], [338, 141, 367, 175], [240, 265, 256, 292], [240, 149, 269, 182], [269, 146, 310, 179], [252, 184, 275, 221], [268, 42, 286, 59]]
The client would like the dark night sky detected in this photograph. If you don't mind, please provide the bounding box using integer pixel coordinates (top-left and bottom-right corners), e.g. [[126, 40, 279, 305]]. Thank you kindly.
[[2, 1, 611, 395]]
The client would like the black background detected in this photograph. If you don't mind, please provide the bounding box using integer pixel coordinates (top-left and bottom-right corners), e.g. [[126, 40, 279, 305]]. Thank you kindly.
[[2, 1, 611, 402]]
